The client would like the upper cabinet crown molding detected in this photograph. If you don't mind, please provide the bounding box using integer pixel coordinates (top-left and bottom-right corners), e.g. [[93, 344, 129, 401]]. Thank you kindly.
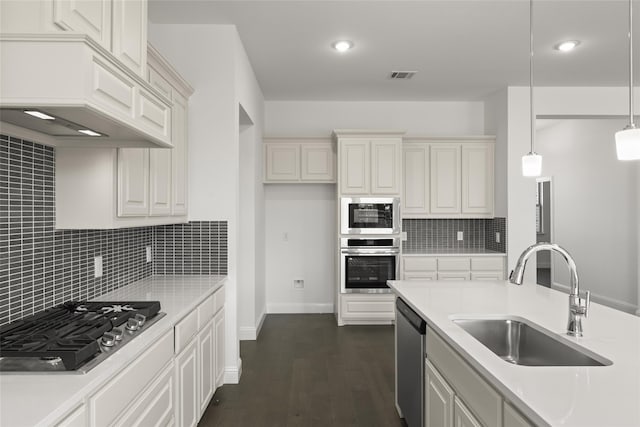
[[147, 44, 194, 99]]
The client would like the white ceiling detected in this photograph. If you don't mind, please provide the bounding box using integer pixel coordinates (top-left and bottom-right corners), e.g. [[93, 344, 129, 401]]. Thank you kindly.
[[149, 0, 636, 101]]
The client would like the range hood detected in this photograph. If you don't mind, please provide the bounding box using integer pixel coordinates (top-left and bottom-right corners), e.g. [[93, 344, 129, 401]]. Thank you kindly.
[[0, 34, 173, 148]]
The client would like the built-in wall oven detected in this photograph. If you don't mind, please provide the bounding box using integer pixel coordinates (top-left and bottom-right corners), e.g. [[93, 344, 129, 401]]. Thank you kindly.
[[340, 237, 400, 293], [340, 197, 400, 235]]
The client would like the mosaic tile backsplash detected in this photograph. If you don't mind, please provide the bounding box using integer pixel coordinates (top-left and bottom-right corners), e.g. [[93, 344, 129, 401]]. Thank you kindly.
[[403, 218, 507, 253], [0, 135, 228, 327]]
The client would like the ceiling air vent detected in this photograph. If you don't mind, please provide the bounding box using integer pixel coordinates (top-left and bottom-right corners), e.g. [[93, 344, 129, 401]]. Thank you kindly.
[[389, 71, 417, 80]]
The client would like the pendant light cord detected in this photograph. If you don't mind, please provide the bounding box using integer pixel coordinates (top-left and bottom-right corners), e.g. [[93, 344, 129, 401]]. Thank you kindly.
[[629, 0, 635, 126], [530, 0, 535, 152]]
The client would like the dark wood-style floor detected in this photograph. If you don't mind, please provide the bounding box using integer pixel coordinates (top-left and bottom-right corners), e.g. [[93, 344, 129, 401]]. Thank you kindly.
[[199, 314, 405, 427]]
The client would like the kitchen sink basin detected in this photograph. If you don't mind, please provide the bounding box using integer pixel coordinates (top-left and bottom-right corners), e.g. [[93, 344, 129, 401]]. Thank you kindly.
[[452, 317, 612, 367]]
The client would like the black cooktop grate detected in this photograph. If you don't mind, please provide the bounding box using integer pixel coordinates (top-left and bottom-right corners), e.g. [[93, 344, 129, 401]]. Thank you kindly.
[[0, 301, 161, 370]]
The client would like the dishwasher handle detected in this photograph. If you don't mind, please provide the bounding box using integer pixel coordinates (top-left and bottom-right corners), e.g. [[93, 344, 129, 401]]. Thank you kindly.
[[396, 298, 426, 334]]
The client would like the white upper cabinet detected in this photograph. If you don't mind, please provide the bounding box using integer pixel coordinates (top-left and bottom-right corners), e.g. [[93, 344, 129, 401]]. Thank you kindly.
[[111, 0, 147, 77], [118, 148, 150, 217], [402, 137, 495, 218], [149, 148, 172, 216], [334, 130, 404, 196], [263, 138, 336, 183], [53, 0, 112, 49], [171, 93, 189, 216]]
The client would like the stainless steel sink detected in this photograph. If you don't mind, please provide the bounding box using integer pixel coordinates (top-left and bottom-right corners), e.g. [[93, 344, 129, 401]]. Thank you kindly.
[[452, 317, 612, 367]]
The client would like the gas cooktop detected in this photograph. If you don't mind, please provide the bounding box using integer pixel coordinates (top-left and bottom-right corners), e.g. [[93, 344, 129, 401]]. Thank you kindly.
[[0, 301, 164, 374]]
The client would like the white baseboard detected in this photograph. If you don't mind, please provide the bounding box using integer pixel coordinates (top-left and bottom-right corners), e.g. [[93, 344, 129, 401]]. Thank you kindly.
[[551, 282, 638, 314], [267, 302, 334, 314], [223, 358, 242, 384], [238, 310, 267, 341]]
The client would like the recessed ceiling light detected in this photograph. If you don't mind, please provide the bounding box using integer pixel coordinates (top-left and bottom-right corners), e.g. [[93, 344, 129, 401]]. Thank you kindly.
[[332, 40, 353, 53], [24, 110, 55, 120], [554, 40, 580, 52], [78, 129, 102, 137]]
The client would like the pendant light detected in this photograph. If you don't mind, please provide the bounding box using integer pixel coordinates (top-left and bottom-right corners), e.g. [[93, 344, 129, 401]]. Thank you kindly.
[[615, 0, 640, 160], [522, 0, 542, 177]]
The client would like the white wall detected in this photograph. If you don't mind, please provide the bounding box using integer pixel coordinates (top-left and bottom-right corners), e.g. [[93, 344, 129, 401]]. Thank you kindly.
[[483, 89, 508, 217], [537, 119, 638, 312], [148, 23, 265, 382], [265, 185, 336, 313], [265, 101, 485, 136]]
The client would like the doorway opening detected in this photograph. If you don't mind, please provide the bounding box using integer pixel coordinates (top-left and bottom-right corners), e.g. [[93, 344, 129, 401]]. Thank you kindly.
[[536, 178, 552, 287]]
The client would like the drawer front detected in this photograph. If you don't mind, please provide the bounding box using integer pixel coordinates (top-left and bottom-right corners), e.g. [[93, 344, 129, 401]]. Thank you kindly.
[[471, 271, 504, 281], [470, 256, 505, 271], [437, 257, 470, 271], [427, 327, 502, 427], [403, 256, 437, 272], [115, 362, 175, 427], [214, 286, 225, 313], [437, 272, 470, 281], [198, 293, 215, 329], [175, 308, 199, 354], [504, 402, 534, 427], [340, 295, 395, 320], [90, 330, 174, 427], [403, 272, 437, 281]]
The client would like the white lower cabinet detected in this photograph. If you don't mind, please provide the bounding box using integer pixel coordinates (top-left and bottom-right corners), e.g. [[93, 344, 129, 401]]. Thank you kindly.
[[454, 396, 483, 427], [54, 404, 87, 427], [425, 359, 454, 427], [198, 320, 215, 416], [402, 255, 505, 281], [215, 308, 226, 387], [503, 402, 534, 427], [338, 294, 395, 325], [176, 338, 199, 427]]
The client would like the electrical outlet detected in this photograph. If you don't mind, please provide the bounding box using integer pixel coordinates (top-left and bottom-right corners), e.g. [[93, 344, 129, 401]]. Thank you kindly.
[[401, 231, 408, 241], [293, 279, 304, 289], [94, 256, 103, 278], [146, 246, 152, 263], [283, 232, 289, 242], [457, 231, 464, 241], [495, 232, 501, 243]]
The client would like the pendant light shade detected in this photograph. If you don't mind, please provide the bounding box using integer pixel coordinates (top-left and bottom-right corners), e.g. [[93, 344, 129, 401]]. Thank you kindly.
[[522, 0, 542, 176], [617, 0, 640, 160], [522, 152, 543, 177]]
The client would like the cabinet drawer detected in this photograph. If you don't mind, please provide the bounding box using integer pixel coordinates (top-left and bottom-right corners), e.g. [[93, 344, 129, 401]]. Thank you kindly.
[[437, 257, 470, 271], [403, 256, 437, 272], [437, 272, 470, 281], [427, 327, 502, 427], [470, 256, 504, 271], [114, 362, 175, 427], [340, 294, 395, 320], [403, 272, 437, 281], [214, 286, 225, 313], [175, 308, 199, 354], [90, 330, 174, 427], [91, 57, 135, 117], [198, 293, 215, 329]]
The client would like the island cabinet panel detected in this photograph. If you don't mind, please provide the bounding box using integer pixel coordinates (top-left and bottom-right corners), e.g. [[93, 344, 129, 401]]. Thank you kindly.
[[425, 359, 454, 427], [504, 402, 535, 427], [427, 327, 502, 427], [54, 404, 87, 427], [454, 396, 483, 427]]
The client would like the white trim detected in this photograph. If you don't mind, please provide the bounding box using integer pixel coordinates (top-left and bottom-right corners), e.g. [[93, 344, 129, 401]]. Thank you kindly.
[[266, 303, 334, 314], [223, 357, 242, 384], [238, 310, 267, 341], [256, 310, 266, 337], [551, 282, 638, 314]]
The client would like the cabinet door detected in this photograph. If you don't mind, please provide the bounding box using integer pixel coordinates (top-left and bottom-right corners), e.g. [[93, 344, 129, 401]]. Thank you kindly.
[[403, 143, 429, 216], [198, 320, 215, 416], [172, 93, 188, 216], [425, 360, 454, 427], [214, 308, 225, 387], [265, 143, 300, 181], [430, 144, 461, 214], [112, 0, 147, 77], [454, 396, 482, 427], [339, 139, 369, 194], [504, 402, 534, 427], [371, 139, 401, 195], [461, 144, 494, 215], [149, 148, 172, 216], [54, 0, 111, 49], [118, 148, 149, 216], [54, 404, 87, 427], [176, 339, 199, 427], [301, 143, 335, 182]]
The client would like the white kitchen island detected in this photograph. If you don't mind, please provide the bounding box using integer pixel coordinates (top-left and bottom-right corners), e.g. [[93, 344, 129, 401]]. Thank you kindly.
[[388, 279, 640, 427], [0, 275, 226, 427]]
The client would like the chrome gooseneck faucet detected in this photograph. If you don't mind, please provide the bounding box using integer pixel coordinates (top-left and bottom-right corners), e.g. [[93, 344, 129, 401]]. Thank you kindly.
[[509, 242, 590, 337]]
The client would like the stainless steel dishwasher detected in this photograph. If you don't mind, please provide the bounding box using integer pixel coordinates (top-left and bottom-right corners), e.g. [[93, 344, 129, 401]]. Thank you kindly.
[[396, 297, 427, 427]]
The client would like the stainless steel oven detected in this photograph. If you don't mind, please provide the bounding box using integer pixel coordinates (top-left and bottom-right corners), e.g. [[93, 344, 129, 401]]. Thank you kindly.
[[340, 197, 400, 235], [340, 237, 400, 293]]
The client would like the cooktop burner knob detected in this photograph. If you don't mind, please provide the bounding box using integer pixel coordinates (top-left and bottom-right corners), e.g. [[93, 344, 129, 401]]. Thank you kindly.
[[101, 332, 116, 347], [111, 327, 124, 341], [134, 313, 146, 327], [125, 317, 140, 331]]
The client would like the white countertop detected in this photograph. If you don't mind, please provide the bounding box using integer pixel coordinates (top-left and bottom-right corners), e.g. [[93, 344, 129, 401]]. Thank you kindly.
[[388, 279, 640, 427], [402, 249, 506, 256], [0, 275, 226, 427]]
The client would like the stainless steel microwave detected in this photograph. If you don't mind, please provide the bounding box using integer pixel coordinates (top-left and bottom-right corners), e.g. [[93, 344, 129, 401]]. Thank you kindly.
[[340, 197, 401, 235]]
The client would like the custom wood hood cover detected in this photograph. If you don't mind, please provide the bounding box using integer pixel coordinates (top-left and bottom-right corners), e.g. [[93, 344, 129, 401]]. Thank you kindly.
[[0, 34, 173, 148]]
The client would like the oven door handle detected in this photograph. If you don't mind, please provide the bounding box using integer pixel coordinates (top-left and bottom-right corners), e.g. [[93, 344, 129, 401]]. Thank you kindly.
[[341, 249, 400, 255]]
